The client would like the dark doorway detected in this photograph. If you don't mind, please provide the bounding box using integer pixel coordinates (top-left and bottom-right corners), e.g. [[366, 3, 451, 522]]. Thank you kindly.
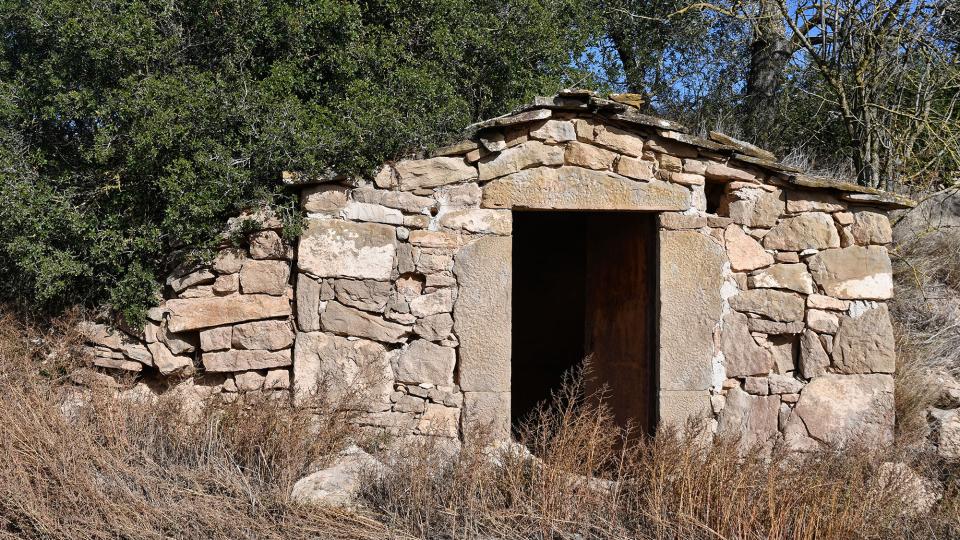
[[511, 212, 657, 436]]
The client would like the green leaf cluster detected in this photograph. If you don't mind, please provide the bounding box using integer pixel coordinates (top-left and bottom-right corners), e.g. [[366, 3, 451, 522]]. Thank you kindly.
[[0, 0, 601, 323]]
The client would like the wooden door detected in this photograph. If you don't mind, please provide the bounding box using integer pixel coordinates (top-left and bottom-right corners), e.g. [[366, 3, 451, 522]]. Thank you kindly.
[[584, 213, 657, 435]]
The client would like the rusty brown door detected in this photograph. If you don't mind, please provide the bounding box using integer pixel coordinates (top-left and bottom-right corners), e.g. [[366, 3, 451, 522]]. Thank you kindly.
[[584, 213, 657, 435]]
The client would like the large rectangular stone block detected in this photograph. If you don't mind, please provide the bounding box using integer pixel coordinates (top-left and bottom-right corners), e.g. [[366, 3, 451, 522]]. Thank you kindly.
[[166, 294, 291, 332], [453, 236, 511, 392], [462, 391, 510, 441], [481, 166, 691, 211], [659, 230, 726, 391], [297, 218, 396, 280], [658, 390, 711, 427]]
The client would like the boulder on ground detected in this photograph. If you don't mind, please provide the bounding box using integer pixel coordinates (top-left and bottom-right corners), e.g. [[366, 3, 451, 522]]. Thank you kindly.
[[290, 445, 384, 507]]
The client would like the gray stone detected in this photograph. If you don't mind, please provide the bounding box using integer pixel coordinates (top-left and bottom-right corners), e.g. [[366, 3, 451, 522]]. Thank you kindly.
[[439, 209, 512, 235], [264, 369, 290, 390], [658, 390, 711, 427], [763, 213, 840, 251], [352, 187, 435, 214], [481, 166, 691, 211], [807, 246, 893, 300], [748, 263, 814, 294], [298, 218, 396, 280], [833, 305, 896, 374], [744, 377, 769, 395], [167, 269, 215, 294], [785, 191, 846, 213], [850, 211, 893, 245], [239, 260, 290, 295], [290, 445, 384, 507], [393, 340, 456, 386], [296, 274, 322, 332], [745, 319, 804, 334], [723, 311, 774, 377], [529, 119, 576, 143], [334, 279, 392, 312], [321, 301, 409, 344], [799, 330, 830, 378], [235, 371, 266, 391], [477, 141, 565, 181], [660, 231, 726, 390], [790, 374, 894, 447], [395, 156, 478, 191], [454, 236, 512, 392], [718, 387, 779, 450], [166, 294, 291, 332], [768, 373, 803, 394], [212, 249, 245, 274], [293, 332, 392, 407], [301, 184, 349, 213], [232, 320, 295, 350], [414, 312, 454, 341], [727, 186, 783, 228], [199, 326, 232, 352], [409, 289, 454, 318], [248, 230, 287, 259], [203, 349, 291, 372], [462, 391, 511, 441], [339, 202, 404, 225], [729, 289, 805, 322]]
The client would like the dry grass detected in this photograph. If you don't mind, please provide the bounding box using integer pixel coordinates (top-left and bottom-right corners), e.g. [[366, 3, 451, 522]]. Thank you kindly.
[[365, 374, 960, 540], [1, 308, 960, 539]]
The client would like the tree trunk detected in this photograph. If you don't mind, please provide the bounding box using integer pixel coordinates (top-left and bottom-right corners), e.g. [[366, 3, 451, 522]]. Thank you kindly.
[[743, 0, 793, 140]]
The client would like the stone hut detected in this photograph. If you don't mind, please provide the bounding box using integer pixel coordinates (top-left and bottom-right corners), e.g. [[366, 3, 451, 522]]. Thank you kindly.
[[81, 90, 914, 451]]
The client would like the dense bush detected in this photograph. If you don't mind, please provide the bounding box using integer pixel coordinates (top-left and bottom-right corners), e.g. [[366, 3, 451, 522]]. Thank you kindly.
[[0, 0, 600, 323]]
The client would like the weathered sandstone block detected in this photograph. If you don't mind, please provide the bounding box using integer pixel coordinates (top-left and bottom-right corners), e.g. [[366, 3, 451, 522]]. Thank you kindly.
[[763, 213, 840, 250], [807, 246, 893, 299], [166, 294, 291, 332], [293, 332, 391, 406], [725, 225, 773, 272], [203, 348, 291, 372], [718, 387, 779, 450], [321, 301, 409, 344], [298, 219, 396, 280], [340, 201, 404, 225], [454, 236, 511, 392], [393, 339, 456, 386], [799, 329, 830, 378], [395, 156, 478, 190], [481, 166, 690, 211], [462, 392, 510, 441], [199, 326, 232, 351], [786, 191, 845, 213], [658, 390, 711, 427], [333, 279, 391, 312], [564, 141, 617, 170], [295, 274, 322, 332], [748, 263, 814, 294], [833, 305, 895, 374], [593, 124, 645, 156], [788, 373, 894, 446], [439, 208, 512, 235], [729, 289, 805, 322], [722, 311, 774, 377], [232, 320, 295, 351], [416, 404, 460, 437], [850, 210, 893, 245], [239, 260, 290, 295], [659, 230, 726, 391], [727, 186, 783, 227], [478, 141, 564, 181], [529, 119, 576, 143], [409, 289, 454, 318], [248, 230, 287, 259]]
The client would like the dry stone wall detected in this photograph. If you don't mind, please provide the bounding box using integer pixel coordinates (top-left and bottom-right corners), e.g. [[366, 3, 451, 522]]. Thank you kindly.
[[81, 210, 295, 401], [78, 91, 910, 451]]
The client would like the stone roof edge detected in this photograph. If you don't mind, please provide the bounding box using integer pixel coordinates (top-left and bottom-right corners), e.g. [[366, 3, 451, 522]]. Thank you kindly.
[[453, 90, 915, 210]]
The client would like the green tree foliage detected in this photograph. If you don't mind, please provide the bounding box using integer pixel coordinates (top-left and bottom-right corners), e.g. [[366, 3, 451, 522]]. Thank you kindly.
[[0, 0, 601, 323]]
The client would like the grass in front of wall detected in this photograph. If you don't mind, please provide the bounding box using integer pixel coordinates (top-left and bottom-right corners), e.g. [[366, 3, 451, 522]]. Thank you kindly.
[[0, 309, 958, 539]]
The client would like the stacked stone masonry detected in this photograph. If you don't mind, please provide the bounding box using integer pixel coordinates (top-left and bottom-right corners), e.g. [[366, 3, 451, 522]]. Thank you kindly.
[[79, 90, 913, 451]]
